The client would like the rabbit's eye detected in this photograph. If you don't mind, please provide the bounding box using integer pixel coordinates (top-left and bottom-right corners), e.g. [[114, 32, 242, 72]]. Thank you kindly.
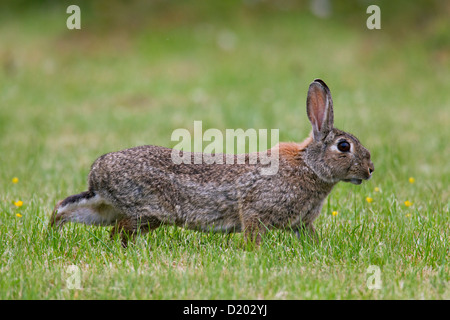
[[337, 140, 351, 152]]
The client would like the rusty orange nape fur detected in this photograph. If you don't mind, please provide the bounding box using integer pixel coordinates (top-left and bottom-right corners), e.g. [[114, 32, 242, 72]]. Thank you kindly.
[[276, 134, 313, 165]]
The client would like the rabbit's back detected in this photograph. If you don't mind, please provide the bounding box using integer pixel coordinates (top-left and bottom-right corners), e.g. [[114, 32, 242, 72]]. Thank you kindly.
[[88, 145, 263, 231]]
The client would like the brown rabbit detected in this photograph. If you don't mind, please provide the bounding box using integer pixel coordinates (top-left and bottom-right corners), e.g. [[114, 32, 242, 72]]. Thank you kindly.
[[50, 79, 374, 247]]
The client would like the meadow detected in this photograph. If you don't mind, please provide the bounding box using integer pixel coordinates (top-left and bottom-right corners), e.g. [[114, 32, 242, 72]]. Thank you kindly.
[[0, 1, 448, 299]]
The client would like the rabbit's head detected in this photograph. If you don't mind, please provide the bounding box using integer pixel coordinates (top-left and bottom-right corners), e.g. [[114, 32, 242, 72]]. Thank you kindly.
[[303, 79, 374, 185]]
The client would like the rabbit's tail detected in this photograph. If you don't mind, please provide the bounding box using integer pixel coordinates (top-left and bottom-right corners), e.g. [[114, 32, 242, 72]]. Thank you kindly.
[[49, 190, 122, 228]]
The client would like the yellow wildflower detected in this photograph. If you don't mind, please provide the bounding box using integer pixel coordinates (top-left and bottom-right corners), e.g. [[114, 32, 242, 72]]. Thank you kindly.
[[332, 211, 338, 216], [16, 213, 22, 218], [14, 200, 23, 207], [405, 213, 411, 218], [366, 197, 373, 204], [374, 187, 380, 192], [12, 177, 19, 184], [404, 200, 412, 207], [409, 177, 415, 184]]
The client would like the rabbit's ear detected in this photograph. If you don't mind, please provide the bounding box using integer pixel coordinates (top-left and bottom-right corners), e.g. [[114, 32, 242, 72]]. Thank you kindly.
[[306, 79, 334, 141]]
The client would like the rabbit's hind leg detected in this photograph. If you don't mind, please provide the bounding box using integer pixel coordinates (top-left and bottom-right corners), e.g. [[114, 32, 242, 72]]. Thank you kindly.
[[49, 191, 123, 228], [110, 216, 161, 248]]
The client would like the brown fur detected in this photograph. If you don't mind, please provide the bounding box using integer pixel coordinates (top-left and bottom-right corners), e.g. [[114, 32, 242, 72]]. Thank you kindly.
[[276, 135, 313, 165]]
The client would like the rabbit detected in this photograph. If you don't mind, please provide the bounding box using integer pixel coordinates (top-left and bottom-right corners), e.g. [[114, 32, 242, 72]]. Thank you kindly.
[[49, 79, 374, 247]]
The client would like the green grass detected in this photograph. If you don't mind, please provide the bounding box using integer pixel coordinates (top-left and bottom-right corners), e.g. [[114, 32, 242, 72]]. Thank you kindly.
[[0, 2, 449, 299]]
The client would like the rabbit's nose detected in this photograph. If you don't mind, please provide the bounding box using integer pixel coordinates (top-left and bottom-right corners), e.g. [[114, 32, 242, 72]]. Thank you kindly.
[[368, 162, 375, 175]]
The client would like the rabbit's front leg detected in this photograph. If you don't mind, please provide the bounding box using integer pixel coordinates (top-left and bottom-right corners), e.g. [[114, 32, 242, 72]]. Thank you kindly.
[[294, 201, 324, 242], [240, 209, 267, 248], [243, 221, 265, 248], [110, 215, 161, 247]]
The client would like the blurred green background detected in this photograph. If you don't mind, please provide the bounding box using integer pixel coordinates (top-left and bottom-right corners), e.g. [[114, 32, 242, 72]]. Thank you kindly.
[[0, 1, 448, 187], [0, 0, 449, 299]]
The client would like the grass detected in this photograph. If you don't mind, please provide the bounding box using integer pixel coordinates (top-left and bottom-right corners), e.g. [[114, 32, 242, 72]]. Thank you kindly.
[[0, 2, 449, 299]]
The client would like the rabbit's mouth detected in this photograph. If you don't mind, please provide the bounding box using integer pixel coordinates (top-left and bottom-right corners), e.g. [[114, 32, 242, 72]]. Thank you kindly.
[[343, 178, 363, 185]]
